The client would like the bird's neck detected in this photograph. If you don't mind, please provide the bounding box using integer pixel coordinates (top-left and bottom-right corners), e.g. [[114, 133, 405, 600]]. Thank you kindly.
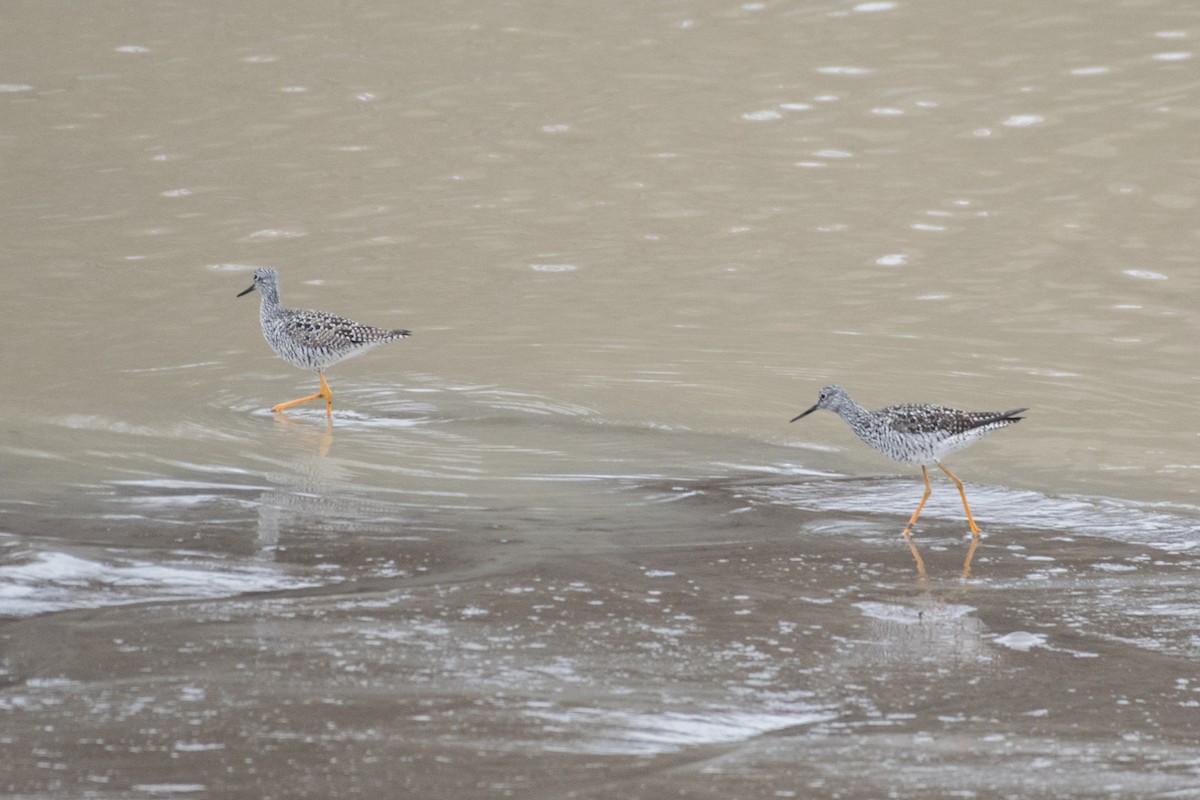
[[834, 396, 875, 436], [258, 286, 281, 314]]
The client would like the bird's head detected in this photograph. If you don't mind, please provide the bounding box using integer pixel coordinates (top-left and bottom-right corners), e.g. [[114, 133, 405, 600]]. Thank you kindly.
[[790, 385, 848, 422]]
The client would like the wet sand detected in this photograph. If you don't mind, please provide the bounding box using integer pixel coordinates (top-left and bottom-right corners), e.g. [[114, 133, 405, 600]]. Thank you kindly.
[[4, 474, 1199, 799]]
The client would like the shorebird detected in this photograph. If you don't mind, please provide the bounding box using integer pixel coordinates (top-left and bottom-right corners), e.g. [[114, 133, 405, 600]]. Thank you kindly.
[[790, 385, 1025, 543], [237, 267, 410, 416]]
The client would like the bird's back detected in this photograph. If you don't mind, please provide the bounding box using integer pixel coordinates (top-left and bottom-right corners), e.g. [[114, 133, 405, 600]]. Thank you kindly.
[[264, 305, 411, 371], [865, 403, 1025, 465]]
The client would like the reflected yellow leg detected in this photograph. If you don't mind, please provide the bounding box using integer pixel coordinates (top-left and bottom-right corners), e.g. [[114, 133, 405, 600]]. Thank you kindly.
[[906, 537, 928, 579], [272, 372, 334, 417], [938, 462, 981, 535], [901, 465, 933, 539], [319, 417, 333, 453], [962, 533, 980, 578]]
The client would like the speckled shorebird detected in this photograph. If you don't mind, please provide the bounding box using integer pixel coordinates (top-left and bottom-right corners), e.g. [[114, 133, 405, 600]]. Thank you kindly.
[[790, 385, 1025, 540], [237, 267, 410, 416]]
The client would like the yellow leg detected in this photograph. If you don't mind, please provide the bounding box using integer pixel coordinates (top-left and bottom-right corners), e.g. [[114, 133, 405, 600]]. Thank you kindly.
[[901, 465, 933, 539], [319, 372, 333, 416], [272, 372, 334, 416], [938, 462, 981, 535]]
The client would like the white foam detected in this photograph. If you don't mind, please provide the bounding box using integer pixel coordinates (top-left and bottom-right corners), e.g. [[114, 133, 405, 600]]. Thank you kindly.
[[526, 706, 835, 755], [995, 631, 1047, 651], [749, 481, 1200, 551], [0, 551, 314, 617]]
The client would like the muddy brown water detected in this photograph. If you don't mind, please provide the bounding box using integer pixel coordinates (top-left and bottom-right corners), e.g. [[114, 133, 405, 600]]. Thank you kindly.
[[2, 0, 1199, 797]]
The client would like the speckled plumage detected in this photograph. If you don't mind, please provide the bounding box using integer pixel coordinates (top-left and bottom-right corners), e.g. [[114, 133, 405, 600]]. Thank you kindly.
[[238, 267, 410, 414], [793, 385, 1025, 467], [790, 385, 1026, 545]]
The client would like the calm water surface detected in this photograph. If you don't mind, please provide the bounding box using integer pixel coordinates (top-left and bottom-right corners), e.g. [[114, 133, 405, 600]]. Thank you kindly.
[[2, 0, 1199, 797]]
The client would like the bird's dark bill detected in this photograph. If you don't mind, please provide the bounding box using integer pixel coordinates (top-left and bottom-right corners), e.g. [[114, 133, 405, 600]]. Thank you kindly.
[[237, 284, 256, 297], [790, 404, 819, 423]]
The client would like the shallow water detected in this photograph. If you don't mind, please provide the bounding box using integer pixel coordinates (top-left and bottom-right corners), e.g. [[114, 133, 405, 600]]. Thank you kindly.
[[3, 0, 1200, 797]]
